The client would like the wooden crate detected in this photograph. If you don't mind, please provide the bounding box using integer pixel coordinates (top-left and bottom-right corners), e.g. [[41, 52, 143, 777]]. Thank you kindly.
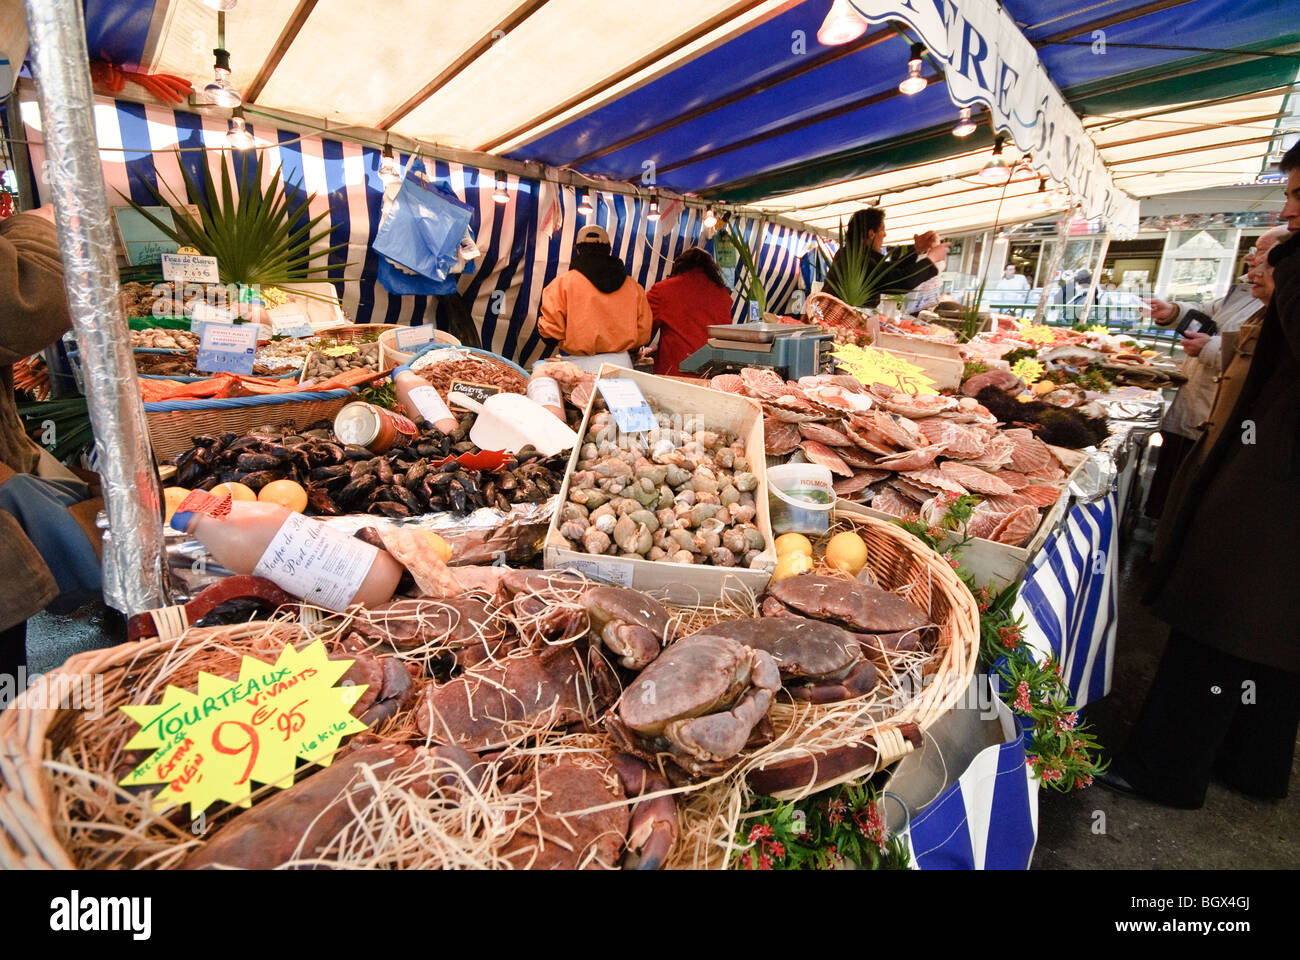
[[545, 365, 777, 604]]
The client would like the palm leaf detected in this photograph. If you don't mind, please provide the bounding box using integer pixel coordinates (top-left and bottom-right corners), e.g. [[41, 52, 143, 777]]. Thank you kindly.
[[121, 150, 353, 288], [723, 221, 766, 315]]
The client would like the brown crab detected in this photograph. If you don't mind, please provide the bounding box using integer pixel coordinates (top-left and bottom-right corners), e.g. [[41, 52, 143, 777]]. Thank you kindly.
[[498, 752, 678, 870], [347, 597, 509, 671], [607, 633, 781, 778], [689, 618, 878, 704], [760, 574, 934, 658], [583, 586, 672, 670]]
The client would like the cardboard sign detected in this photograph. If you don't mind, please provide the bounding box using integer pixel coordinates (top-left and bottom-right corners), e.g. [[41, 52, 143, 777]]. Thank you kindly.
[[830, 343, 938, 397], [394, 325, 438, 351], [448, 380, 501, 408], [270, 312, 314, 338], [118, 640, 370, 816], [160, 253, 220, 283], [595, 378, 656, 433], [197, 321, 258, 375]]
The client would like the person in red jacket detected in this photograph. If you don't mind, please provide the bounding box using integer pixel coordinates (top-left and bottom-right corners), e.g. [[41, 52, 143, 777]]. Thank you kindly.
[[647, 247, 734, 377]]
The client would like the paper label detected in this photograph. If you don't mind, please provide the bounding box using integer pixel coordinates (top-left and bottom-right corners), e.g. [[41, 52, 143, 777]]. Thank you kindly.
[[196, 321, 259, 375], [161, 253, 219, 283], [407, 384, 454, 424], [253, 513, 379, 612], [830, 344, 937, 397], [596, 378, 656, 433], [557, 557, 635, 587], [448, 380, 500, 408], [323, 344, 359, 357], [270, 312, 314, 338], [526, 376, 562, 410], [395, 325, 437, 351], [118, 640, 370, 816]]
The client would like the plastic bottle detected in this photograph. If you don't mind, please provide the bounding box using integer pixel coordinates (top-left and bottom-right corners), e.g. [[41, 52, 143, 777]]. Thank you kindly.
[[171, 495, 404, 611], [392, 367, 459, 434], [526, 370, 565, 423]]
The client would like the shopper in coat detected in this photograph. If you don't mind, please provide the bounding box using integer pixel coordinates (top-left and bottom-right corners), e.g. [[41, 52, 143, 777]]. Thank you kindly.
[[1140, 225, 1284, 517], [1101, 147, 1300, 807], [645, 247, 734, 377], [538, 224, 652, 373], [823, 207, 949, 308]]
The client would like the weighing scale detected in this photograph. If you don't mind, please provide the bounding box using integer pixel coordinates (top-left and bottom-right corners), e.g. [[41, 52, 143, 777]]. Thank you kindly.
[[679, 323, 834, 380]]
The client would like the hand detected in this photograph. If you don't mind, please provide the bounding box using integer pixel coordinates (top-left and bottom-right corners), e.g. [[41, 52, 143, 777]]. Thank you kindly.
[[926, 242, 950, 265], [1180, 331, 1210, 357], [913, 231, 938, 255], [1142, 298, 1175, 322], [636, 344, 657, 363]]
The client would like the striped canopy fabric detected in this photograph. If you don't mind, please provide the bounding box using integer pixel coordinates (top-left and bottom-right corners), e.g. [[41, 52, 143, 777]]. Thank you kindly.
[[1014, 493, 1120, 708], [18, 96, 821, 368]]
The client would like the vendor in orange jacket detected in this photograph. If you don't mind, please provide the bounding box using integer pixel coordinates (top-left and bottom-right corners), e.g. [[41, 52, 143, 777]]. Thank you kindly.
[[538, 224, 652, 372]]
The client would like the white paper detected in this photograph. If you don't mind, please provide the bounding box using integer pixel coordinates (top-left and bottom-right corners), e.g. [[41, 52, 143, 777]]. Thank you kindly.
[[253, 513, 379, 611], [407, 384, 453, 424], [395, 325, 437, 351], [271, 312, 314, 338], [557, 557, 634, 587], [595, 378, 655, 433], [526, 377, 562, 410]]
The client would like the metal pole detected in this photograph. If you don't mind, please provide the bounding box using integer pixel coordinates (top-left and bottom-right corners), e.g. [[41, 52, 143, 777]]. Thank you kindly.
[[1032, 214, 1071, 325], [24, 0, 167, 614]]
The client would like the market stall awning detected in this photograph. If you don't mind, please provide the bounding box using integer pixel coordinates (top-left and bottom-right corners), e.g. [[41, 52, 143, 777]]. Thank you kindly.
[[42, 0, 1300, 240]]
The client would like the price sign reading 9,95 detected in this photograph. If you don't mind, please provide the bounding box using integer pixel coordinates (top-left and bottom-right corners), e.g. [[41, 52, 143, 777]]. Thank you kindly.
[[119, 640, 370, 817]]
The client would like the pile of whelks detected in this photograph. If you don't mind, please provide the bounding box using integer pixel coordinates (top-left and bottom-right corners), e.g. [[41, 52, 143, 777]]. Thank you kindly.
[[174, 522, 932, 870]]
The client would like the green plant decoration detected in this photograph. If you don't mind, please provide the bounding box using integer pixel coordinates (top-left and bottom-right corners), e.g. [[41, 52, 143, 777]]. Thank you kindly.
[[122, 151, 349, 288], [722, 220, 767, 316]]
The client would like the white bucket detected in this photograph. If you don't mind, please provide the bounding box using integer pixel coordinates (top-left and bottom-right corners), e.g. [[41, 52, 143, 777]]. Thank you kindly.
[[766, 463, 834, 536]]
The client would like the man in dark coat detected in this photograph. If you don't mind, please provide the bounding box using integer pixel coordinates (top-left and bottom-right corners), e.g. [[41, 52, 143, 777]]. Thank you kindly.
[[1101, 144, 1300, 808], [824, 207, 949, 308]]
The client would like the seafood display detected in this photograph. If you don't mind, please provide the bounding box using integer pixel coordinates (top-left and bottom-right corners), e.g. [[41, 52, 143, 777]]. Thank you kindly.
[[131, 328, 200, 351], [409, 350, 528, 402], [716, 368, 1072, 547], [167, 418, 566, 518], [559, 407, 767, 567], [302, 339, 381, 380]]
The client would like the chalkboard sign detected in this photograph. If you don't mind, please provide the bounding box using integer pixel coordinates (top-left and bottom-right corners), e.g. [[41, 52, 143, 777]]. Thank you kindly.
[[448, 380, 501, 408]]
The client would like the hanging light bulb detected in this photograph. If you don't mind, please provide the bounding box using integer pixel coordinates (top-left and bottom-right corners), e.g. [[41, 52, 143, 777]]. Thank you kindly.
[[977, 135, 1012, 185], [703, 206, 717, 229], [577, 190, 594, 216], [203, 47, 241, 107], [1030, 178, 1052, 211], [817, 0, 869, 46], [647, 195, 661, 222], [200, 0, 238, 9], [226, 112, 255, 151], [898, 42, 927, 96], [493, 171, 510, 204], [952, 106, 977, 137], [378, 141, 402, 186]]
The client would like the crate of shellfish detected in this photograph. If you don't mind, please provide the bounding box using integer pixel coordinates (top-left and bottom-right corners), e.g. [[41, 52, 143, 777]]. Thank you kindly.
[[545, 365, 778, 604]]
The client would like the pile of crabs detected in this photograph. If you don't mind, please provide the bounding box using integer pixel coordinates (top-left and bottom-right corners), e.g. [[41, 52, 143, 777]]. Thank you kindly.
[[714, 368, 1070, 547], [182, 565, 936, 870]]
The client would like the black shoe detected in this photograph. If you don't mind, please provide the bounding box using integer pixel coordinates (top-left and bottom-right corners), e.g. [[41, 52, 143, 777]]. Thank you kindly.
[[1096, 770, 1202, 809]]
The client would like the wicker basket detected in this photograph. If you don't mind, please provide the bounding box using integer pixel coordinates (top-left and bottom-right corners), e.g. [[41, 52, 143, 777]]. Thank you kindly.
[[803, 291, 874, 329], [0, 511, 979, 869], [145, 389, 355, 461]]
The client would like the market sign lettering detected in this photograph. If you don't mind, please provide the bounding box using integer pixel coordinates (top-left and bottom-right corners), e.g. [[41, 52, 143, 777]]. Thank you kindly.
[[119, 640, 369, 817], [848, 0, 1138, 233]]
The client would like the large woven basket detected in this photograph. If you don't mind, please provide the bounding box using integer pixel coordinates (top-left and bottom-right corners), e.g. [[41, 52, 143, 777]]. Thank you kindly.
[[145, 389, 355, 461], [0, 512, 978, 869]]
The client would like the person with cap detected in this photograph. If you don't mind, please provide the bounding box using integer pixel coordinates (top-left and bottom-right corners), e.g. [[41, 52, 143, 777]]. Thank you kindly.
[[538, 224, 653, 373]]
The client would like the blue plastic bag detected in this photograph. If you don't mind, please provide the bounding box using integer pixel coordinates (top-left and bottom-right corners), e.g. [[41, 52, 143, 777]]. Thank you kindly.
[[377, 255, 461, 296], [373, 175, 474, 283]]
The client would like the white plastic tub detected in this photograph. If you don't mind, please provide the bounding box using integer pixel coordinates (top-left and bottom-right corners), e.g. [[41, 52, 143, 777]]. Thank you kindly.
[[767, 463, 834, 536]]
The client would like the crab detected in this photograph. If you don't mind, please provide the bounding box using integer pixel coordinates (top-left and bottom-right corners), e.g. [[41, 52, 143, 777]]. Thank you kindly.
[[498, 752, 678, 870], [760, 574, 933, 658], [607, 633, 781, 778], [583, 586, 672, 670], [346, 597, 509, 671], [690, 617, 878, 704]]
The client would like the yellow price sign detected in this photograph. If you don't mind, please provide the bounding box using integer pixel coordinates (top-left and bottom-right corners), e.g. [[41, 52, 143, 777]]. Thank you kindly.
[[1010, 357, 1046, 384], [119, 640, 369, 817], [1017, 325, 1061, 345], [323, 344, 359, 357], [831, 343, 937, 396]]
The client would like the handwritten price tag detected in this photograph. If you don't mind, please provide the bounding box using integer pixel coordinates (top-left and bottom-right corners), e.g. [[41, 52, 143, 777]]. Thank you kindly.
[[395, 325, 437, 351], [118, 640, 369, 816], [270, 311, 314, 338], [196, 321, 258, 375], [830, 344, 937, 396], [161, 253, 219, 283], [596, 378, 656, 433]]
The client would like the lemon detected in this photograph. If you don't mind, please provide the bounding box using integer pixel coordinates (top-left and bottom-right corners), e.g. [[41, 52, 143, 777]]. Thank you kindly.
[[258, 479, 309, 513], [162, 487, 191, 523], [772, 551, 814, 581], [211, 481, 257, 502], [423, 532, 452, 564], [774, 532, 814, 558], [824, 531, 869, 576]]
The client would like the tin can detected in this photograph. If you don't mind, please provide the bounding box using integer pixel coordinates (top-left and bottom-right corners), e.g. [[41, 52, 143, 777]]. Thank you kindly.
[[333, 402, 418, 453]]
